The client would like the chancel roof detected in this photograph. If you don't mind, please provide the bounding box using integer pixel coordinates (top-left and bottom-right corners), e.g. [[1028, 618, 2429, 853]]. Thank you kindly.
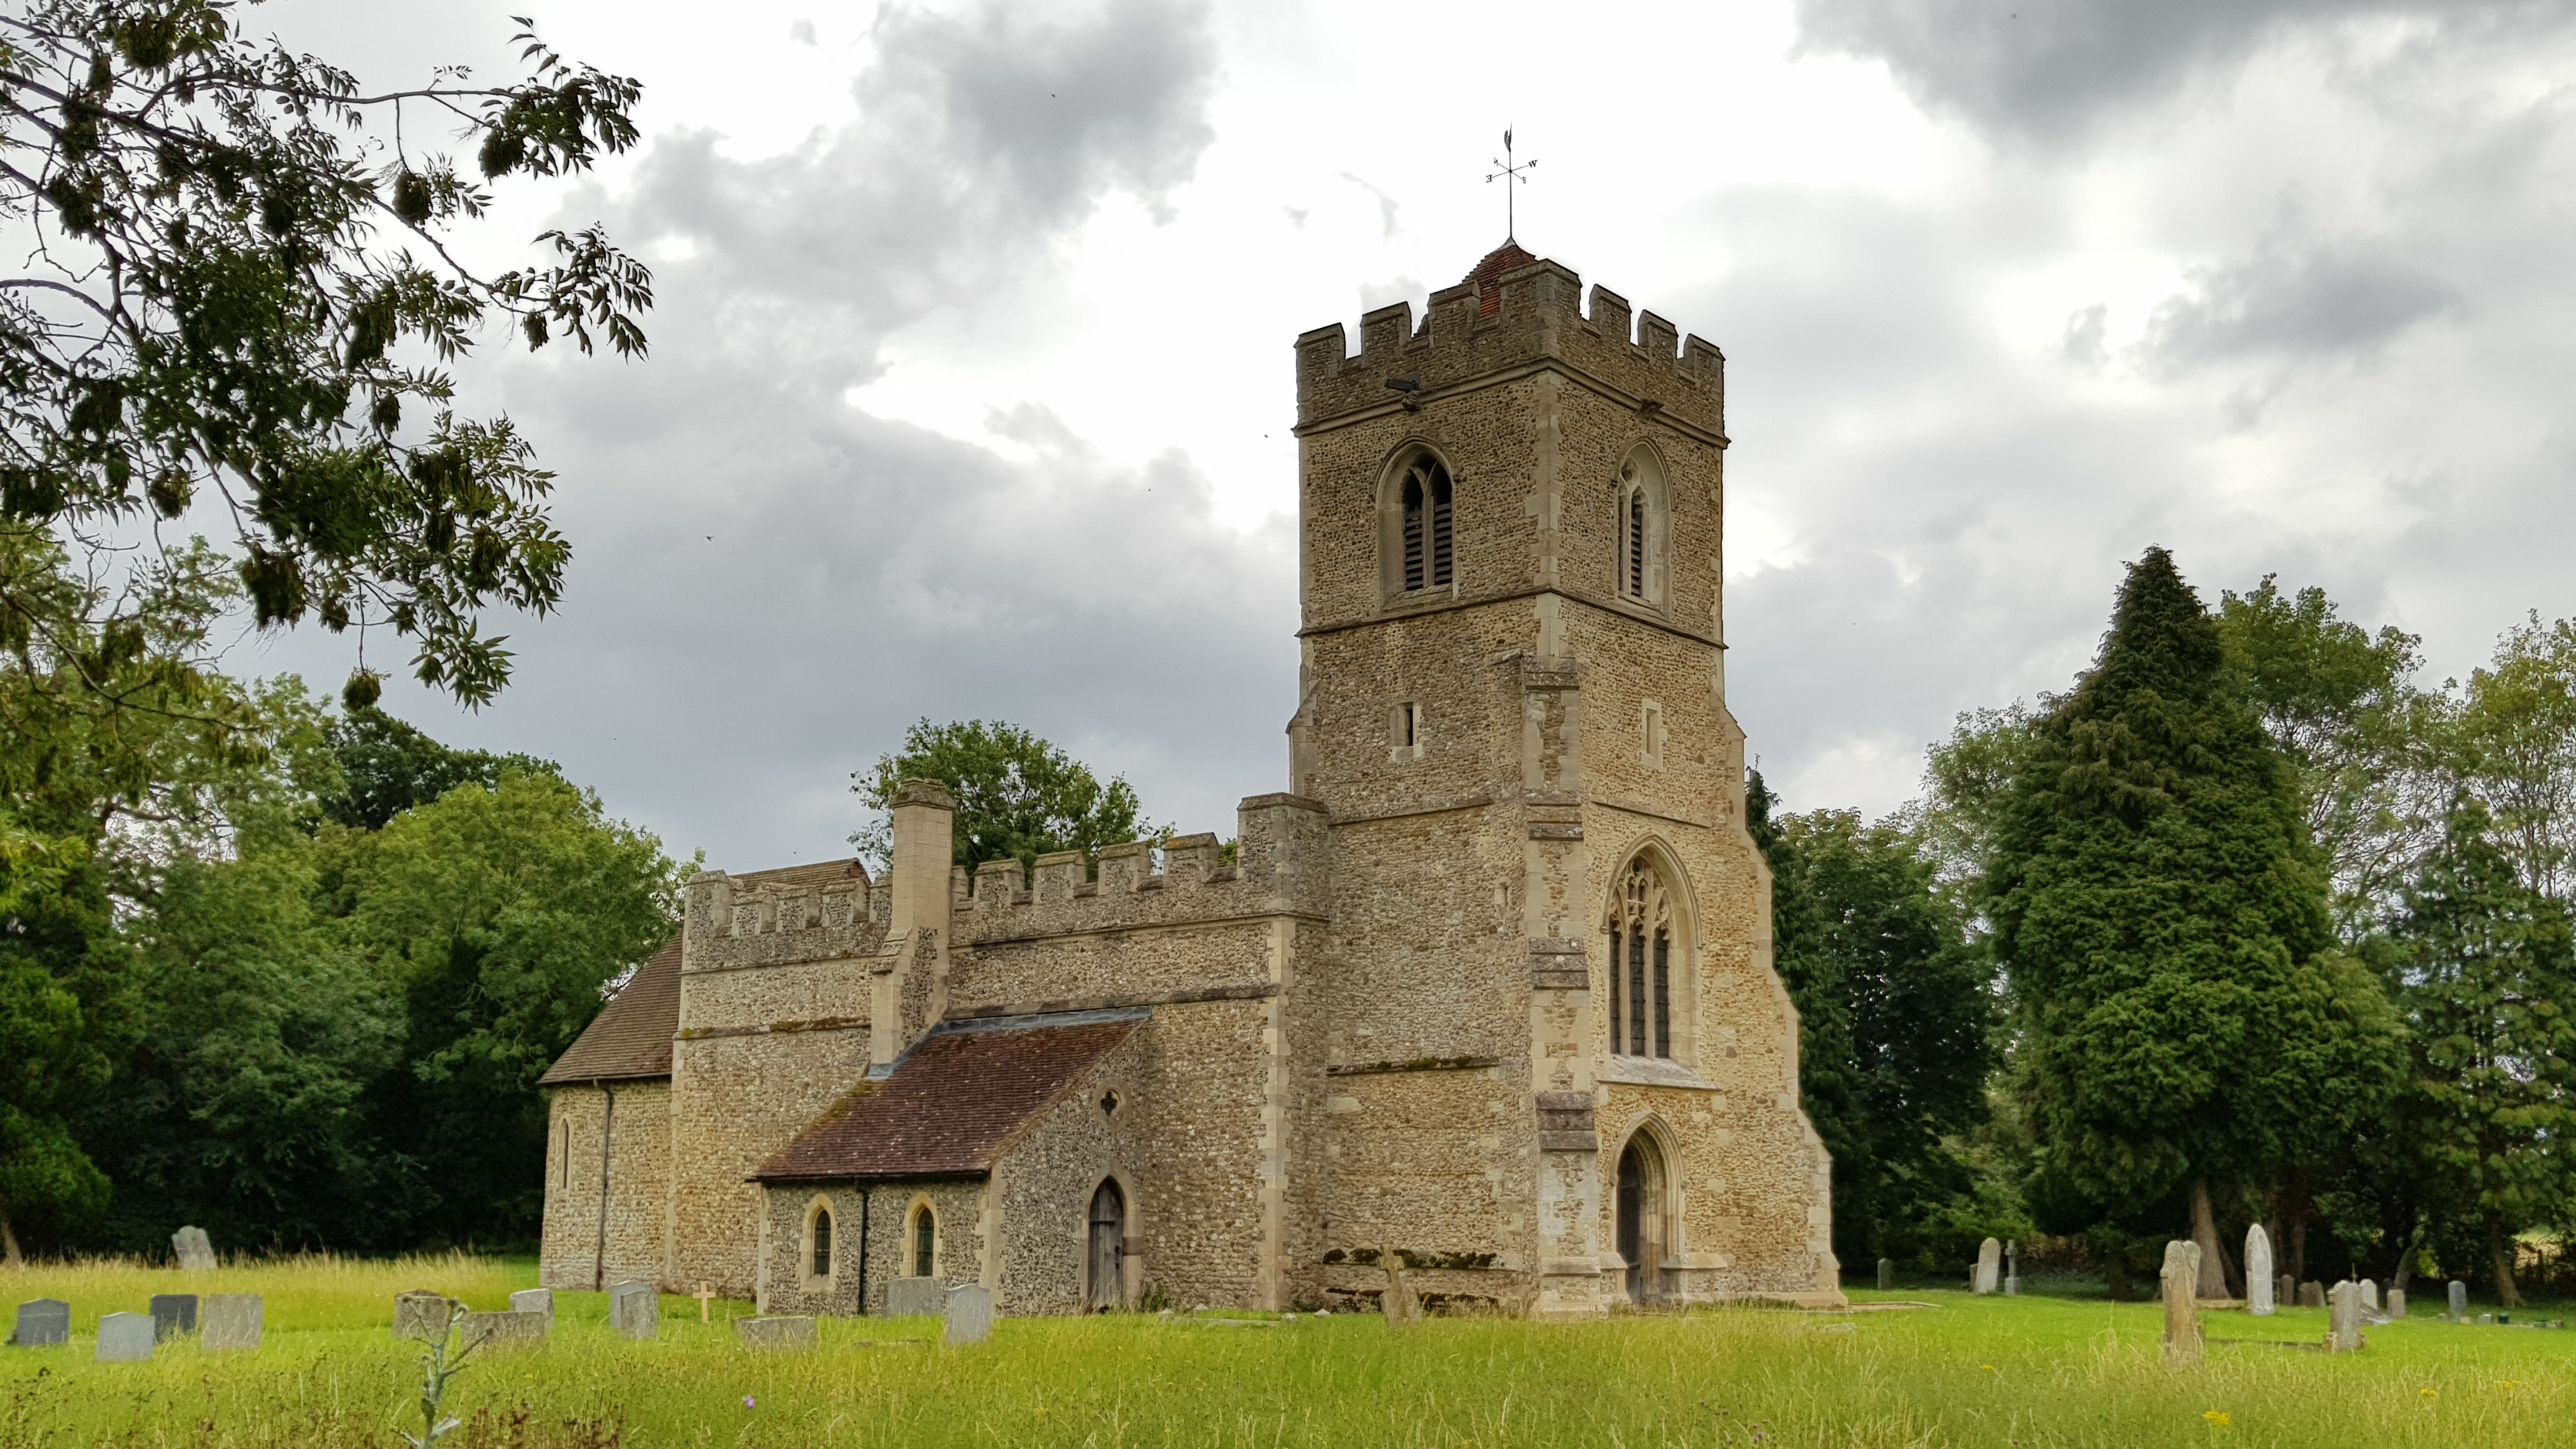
[[539, 937, 681, 1085], [751, 1012, 1143, 1183]]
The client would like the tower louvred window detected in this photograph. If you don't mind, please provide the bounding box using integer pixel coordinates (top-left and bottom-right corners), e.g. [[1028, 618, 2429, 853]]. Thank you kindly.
[[1399, 456, 1454, 591], [1609, 856, 1676, 1060]]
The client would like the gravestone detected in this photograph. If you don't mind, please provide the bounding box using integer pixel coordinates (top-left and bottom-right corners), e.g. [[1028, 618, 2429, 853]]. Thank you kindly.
[[457, 1310, 546, 1352], [2359, 1279, 2380, 1312], [885, 1278, 947, 1317], [170, 1226, 217, 1272], [2387, 1289, 2407, 1320], [2243, 1226, 2275, 1317], [1382, 1261, 1420, 1327], [149, 1293, 197, 1340], [609, 1280, 657, 1340], [202, 1294, 262, 1351], [2159, 1240, 2203, 1363], [2298, 1281, 2325, 1309], [10, 1299, 69, 1348], [735, 1316, 818, 1351], [2277, 1273, 2296, 1309], [944, 1283, 993, 1346], [2328, 1280, 2363, 1352], [1972, 1237, 2002, 1295], [96, 1312, 154, 1363], [508, 1289, 554, 1329], [2004, 1240, 2020, 1296], [2449, 1280, 2469, 1320], [1876, 1258, 1893, 1291], [393, 1290, 453, 1342]]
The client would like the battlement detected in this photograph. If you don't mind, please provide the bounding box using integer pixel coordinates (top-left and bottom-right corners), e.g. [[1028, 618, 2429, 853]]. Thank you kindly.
[[681, 862, 892, 974], [1294, 252, 1725, 435], [958, 795, 1330, 945]]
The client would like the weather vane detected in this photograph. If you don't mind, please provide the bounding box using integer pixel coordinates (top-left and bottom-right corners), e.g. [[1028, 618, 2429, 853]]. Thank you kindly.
[[1487, 127, 1535, 243]]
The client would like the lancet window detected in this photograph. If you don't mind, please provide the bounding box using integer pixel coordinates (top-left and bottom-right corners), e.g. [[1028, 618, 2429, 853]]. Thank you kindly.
[[1607, 856, 1676, 1059], [811, 1206, 833, 1278], [911, 1203, 937, 1277], [1399, 455, 1454, 591], [1616, 450, 1666, 607]]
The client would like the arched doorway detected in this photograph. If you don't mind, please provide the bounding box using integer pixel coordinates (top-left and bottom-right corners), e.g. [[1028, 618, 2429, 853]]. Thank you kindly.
[[1615, 1135, 1668, 1304], [1086, 1179, 1126, 1311]]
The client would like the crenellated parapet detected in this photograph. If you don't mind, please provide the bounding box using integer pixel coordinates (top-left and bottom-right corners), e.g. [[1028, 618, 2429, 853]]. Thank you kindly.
[[958, 795, 1330, 947], [681, 865, 890, 974], [1294, 253, 1725, 437]]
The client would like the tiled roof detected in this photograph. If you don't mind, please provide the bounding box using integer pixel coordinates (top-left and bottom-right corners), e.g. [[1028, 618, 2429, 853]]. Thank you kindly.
[[736, 858, 870, 890], [1464, 241, 1539, 316], [540, 937, 681, 1085], [752, 1012, 1143, 1182]]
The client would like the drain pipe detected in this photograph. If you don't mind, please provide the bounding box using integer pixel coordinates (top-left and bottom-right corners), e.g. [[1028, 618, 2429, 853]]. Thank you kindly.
[[857, 1186, 872, 1315], [591, 1083, 617, 1290]]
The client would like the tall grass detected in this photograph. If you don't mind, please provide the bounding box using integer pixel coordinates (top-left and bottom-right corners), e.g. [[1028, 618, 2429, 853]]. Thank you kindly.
[[2, 1259, 2571, 1447], [2, 1250, 522, 1333]]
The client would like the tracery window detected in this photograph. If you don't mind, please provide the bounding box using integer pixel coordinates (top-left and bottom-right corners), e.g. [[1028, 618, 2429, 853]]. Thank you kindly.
[[1398, 455, 1454, 591], [1607, 856, 1675, 1059]]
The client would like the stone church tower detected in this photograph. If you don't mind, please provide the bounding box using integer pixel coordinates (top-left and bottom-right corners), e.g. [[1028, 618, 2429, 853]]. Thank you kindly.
[[536, 244, 1841, 1317]]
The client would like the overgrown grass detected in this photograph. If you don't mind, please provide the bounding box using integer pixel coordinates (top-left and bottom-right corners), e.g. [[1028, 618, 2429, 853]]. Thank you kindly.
[[4, 1257, 2574, 1447]]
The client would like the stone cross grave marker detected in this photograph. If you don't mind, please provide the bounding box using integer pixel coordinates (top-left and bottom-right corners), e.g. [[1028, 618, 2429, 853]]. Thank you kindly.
[[2448, 1280, 2468, 1320], [2243, 1225, 2275, 1316], [393, 1290, 453, 1342], [2004, 1240, 2020, 1296], [736, 1316, 818, 1351], [2387, 1288, 2407, 1320], [149, 1293, 197, 1340], [2328, 1280, 2364, 1352], [170, 1226, 217, 1272], [694, 1284, 716, 1323], [96, 1312, 154, 1363], [2297, 1281, 2325, 1309], [2359, 1279, 2380, 1313], [509, 1289, 553, 1329], [1973, 1237, 2002, 1295], [1876, 1258, 1892, 1291], [2159, 1240, 2203, 1364], [886, 1278, 946, 1317], [459, 1310, 546, 1353], [203, 1294, 262, 1351], [609, 1280, 657, 1340], [944, 1283, 993, 1346], [10, 1299, 69, 1348]]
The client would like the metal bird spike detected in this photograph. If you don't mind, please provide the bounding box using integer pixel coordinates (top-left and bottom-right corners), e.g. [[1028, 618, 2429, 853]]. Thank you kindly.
[[1488, 126, 1536, 243]]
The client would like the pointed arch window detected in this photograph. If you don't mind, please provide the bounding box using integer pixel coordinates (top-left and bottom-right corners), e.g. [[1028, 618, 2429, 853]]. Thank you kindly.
[[1399, 455, 1454, 591], [1607, 856, 1675, 1059], [1616, 451, 1667, 608], [909, 1202, 938, 1278]]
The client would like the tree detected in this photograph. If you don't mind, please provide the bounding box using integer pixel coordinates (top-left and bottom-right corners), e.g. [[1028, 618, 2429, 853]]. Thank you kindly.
[[1749, 773, 1998, 1269], [2, 0, 651, 711], [2450, 614, 2576, 902], [346, 769, 676, 1243], [2382, 795, 2576, 1306], [852, 718, 1153, 873], [318, 705, 556, 830], [1991, 547, 2401, 1296]]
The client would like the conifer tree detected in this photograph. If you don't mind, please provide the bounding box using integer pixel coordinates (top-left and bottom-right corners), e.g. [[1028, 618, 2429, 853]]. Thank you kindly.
[[2384, 795, 2576, 1306], [1992, 548, 2400, 1293]]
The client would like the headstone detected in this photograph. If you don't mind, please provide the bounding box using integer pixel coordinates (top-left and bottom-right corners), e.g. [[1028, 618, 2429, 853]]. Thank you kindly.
[[149, 1293, 198, 1340], [10, 1299, 69, 1348], [393, 1290, 453, 1342], [943, 1283, 993, 1346], [169, 1226, 217, 1272], [2328, 1280, 2363, 1351], [202, 1294, 262, 1351], [735, 1316, 818, 1350], [2004, 1240, 2020, 1296], [2387, 1288, 2407, 1320], [2449, 1280, 2469, 1320], [2298, 1281, 2325, 1309], [1876, 1258, 1893, 1291], [508, 1289, 554, 1329], [2243, 1226, 2275, 1316], [457, 1310, 547, 1352], [2159, 1240, 2203, 1364], [885, 1278, 947, 1317], [608, 1280, 657, 1340], [1973, 1237, 2002, 1295], [2359, 1279, 2380, 1312], [1382, 1260, 1420, 1326], [96, 1312, 153, 1363], [2277, 1273, 2296, 1308]]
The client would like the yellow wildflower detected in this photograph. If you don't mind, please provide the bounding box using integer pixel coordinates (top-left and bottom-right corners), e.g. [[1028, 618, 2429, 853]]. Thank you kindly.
[[2203, 1411, 2231, 1429], [2420, 1388, 2438, 1400]]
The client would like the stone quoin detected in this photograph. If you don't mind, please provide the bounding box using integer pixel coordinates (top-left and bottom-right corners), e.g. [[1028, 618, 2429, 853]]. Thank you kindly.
[[534, 245, 1842, 1318]]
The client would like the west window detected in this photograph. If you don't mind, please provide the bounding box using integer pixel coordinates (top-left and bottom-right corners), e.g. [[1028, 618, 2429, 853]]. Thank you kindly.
[[1607, 855, 1679, 1059]]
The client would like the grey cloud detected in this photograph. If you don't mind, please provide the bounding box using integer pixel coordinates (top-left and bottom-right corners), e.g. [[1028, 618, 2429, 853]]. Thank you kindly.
[[1794, 0, 2576, 139], [2139, 228, 2458, 371]]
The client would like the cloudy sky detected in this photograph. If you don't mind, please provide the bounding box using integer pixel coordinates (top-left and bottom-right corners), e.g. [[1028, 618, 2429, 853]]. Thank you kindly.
[[245, 0, 2576, 869]]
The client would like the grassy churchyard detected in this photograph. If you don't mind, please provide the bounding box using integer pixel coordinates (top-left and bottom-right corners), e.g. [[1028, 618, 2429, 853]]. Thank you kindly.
[[3, 1257, 2574, 1448]]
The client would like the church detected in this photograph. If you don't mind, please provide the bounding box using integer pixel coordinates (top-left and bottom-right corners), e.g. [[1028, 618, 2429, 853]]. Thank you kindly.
[[535, 243, 1844, 1319]]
